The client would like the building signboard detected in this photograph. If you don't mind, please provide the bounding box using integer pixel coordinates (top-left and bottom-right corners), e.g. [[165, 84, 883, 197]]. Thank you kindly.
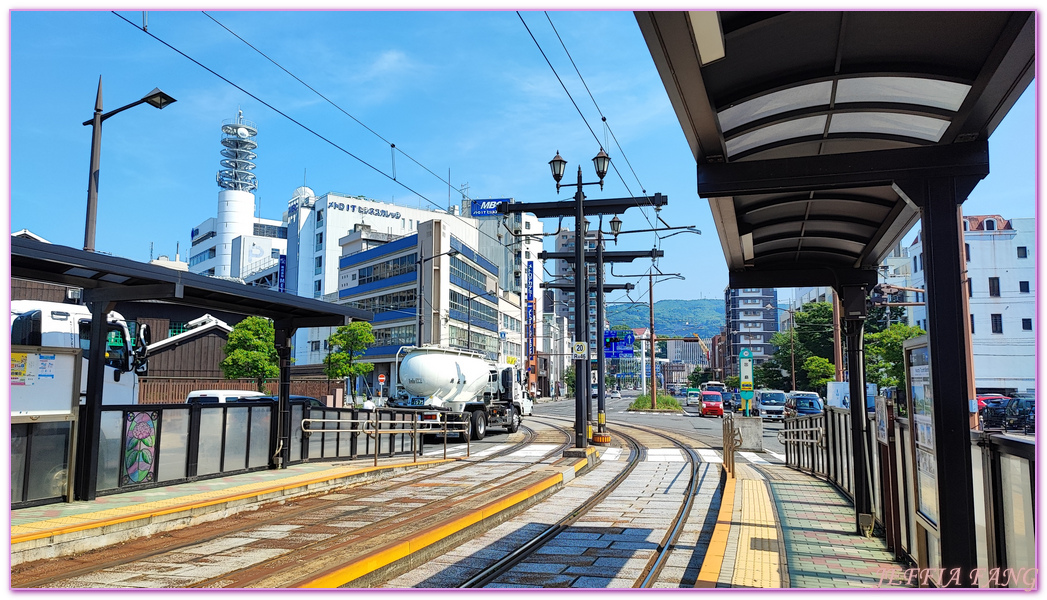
[[278, 255, 287, 293], [469, 198, 509, 217]]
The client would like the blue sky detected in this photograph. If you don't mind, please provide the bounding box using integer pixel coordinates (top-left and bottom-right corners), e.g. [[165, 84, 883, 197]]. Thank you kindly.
[[7, 10, 1038, 303]]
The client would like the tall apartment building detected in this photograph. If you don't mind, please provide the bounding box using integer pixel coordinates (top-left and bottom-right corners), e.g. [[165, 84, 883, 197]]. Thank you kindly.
[[909, 215, 1034, 394], [722, 287, 779, 378]]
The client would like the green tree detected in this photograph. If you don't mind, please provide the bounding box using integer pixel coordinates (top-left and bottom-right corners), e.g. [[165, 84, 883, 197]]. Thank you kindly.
[[865, 304, 908, 334], [687, 367, 713, 388], [755, 359, 788, 390], [865, 323, 925, 388], [767, 301, 836, 390], [564, 365, 576, 396], [220, 316, 279, 392], [324, 321, 376, 404], [803, 356, 836, 395], [724, 375, 740, 391]]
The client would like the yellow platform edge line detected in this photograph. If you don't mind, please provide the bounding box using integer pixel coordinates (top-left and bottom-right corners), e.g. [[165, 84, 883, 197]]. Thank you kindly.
[[694, 473, 736, 588], [298, 455, 588, 588], [11, 458, 452, 545]]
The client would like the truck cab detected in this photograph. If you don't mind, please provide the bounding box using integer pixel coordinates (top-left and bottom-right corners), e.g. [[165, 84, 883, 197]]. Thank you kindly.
[[11, 300, 147, 405]]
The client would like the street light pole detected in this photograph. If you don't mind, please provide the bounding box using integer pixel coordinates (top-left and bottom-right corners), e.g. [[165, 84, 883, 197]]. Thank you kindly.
[[83, 77, 176, 252]]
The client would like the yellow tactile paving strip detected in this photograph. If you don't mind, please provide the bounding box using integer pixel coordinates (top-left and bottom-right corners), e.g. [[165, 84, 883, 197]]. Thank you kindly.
[[731, 479, 782, 588], [11, 459, 451, 544], [693, 474, 735, 588]]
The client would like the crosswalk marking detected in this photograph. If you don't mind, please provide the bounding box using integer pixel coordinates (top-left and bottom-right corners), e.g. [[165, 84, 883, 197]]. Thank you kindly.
[[738, 451, 769, 464], [507, 444, 559, 458], [696, 448, 723, 463], [646, 448, 686, 462], [767, 450, 786, 462], [598, 447, 623, 461]]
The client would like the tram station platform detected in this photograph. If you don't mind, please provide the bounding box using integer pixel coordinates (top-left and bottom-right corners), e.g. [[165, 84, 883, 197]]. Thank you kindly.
[[11, 444, 906, 589]]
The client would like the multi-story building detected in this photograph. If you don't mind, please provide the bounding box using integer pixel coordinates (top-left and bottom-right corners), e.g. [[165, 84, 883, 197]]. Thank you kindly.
[[552, 228, 599, 347], [331, 219, 514, 392], [722, 287, 779, 378], [189, 113, 289, 281], [539, 313, 570, 398], [910, 215, 1035, 395]]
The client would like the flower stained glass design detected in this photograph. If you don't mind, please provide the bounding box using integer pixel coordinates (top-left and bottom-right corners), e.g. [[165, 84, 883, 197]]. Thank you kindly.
[[123, 411, 158, 485]]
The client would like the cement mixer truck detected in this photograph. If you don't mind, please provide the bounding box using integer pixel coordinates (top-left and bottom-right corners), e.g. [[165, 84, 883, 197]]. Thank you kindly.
[[398, 345, 525, 441]]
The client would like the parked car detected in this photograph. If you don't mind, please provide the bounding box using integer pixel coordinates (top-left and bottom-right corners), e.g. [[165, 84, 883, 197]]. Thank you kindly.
[[609, 389, 622, 400], [785, 391, 824, 418], [977, 394, 1011, 413], [185, 390, 265, 404], [983, 396, 1034, 432], [252, 395, 327, 409], [754, 389, 787, 421], [699, 391, 724, 417]]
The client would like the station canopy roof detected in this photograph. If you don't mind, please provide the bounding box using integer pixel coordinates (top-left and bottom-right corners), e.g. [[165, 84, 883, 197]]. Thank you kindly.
[[636, 11, 1034, 286], [11, 237, 372, 328]]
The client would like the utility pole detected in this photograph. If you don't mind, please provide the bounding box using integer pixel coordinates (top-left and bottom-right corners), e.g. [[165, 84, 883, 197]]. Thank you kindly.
[[649, 272, 657, 409], [500, 153, 665, 450]]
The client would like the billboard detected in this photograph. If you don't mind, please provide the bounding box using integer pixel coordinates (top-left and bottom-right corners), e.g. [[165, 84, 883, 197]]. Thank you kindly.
[[469, 198, 509, 217]]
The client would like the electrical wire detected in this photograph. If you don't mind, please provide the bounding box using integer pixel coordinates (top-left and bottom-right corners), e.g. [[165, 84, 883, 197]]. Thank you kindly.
[[516, 11, 659, 238], [112, 12, 536, 261]]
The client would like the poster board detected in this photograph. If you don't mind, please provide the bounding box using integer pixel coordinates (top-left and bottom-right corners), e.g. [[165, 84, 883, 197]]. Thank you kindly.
[[11, 345, 81, 423], [903, 335, 938, 531]]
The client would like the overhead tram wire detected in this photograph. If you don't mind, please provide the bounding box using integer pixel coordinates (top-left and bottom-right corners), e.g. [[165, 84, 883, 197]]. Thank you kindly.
[[201, 12, 461, 198], [543, 12, 662, 230], [111, 12, 524, 257], [519, 11, 657, 236]]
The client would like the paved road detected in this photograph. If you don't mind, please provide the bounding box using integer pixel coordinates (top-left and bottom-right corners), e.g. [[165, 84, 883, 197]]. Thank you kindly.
[[535, 389, 786, 455]]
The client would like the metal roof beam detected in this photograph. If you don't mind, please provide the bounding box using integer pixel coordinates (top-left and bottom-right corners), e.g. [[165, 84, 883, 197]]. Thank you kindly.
[[699, 139, 988, 197]]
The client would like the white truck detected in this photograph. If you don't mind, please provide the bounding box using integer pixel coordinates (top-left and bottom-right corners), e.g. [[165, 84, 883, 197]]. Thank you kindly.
[[10, 300, 149, 404], [397, 345, 527, 441]]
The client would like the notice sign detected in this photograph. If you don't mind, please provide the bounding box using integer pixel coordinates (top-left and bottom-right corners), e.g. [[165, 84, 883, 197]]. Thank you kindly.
[[11, 352, 54, 386], [905, 338, 938, 528], [573, 342, 588, 359]]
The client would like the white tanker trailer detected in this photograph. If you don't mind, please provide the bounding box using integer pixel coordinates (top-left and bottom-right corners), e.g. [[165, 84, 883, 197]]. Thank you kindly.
[[398, 345, 525, 441]]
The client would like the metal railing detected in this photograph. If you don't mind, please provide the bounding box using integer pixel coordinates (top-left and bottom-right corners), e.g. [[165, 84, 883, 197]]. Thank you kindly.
[[722, 413, 741, 477], [781, 405, 1036, 586], [301, 410, 471, 466]]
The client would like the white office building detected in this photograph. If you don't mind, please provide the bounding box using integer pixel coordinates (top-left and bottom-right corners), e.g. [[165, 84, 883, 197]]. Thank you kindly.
[[909, 215, 1035, 394]]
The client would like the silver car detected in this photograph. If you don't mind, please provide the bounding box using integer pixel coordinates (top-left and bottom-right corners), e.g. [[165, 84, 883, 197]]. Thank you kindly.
[[755, 389, 787, 420]]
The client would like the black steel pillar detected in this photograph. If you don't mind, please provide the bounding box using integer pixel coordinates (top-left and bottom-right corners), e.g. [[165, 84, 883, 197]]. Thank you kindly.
[[74, 296, 115, 500], [840, 295, 871, 532], [596, 230, 607, 435], [573, 167, 588, 449], [917, 176, 979, 584], [275, 328, 293, 468]]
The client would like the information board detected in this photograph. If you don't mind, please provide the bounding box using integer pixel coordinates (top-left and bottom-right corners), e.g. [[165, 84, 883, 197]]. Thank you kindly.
[[904, 335, 938, 529], [11, 346, 82, 422]]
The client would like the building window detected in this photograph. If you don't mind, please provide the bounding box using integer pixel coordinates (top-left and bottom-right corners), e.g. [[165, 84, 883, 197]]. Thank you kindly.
[[984, 219, 996, 231], [1019, 281, 1030, 293], [449, 256, 488, 291], [970, 314, 975, 335], [1022, 318, 1032, 331], [742, 288, 760, 293], [1017, 246, 1028, 258], [316, 210, 324, 226], [913, 255, 920, 272], [271, 248, 281, 259], [988, 277, 1000, 297], [968, 278, 972, 298], [168, 321, 189, 337], [525, 221, 531, 230], [357, 253, 418, 286], [309, 340, 320, 352], [991, 314, 1003, 334], [189, 247, 216, 267], [314, 280, 322, 293], [252, 224, 288, 239], [965, 243, 970, 262]]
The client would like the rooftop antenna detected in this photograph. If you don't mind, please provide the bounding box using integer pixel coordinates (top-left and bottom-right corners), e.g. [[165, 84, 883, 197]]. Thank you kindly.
[[150, 241, 154, 261], [176, 241, 180, 262]]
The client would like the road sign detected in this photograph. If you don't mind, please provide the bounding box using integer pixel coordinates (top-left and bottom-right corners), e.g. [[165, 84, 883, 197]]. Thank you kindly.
[[740, 381, 753, 391], [378, 374, 386, 385], [573, 342, 588, 358]]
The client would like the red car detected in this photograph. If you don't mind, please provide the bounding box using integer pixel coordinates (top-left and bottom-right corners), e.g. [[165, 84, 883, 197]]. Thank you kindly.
[[700, 391, 724, 417]]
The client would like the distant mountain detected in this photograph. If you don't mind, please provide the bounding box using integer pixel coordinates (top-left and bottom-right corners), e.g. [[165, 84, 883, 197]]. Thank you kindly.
[[604, 299, 724, 339]]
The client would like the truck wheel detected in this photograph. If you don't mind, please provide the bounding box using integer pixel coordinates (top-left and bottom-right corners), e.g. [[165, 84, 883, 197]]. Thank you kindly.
[[506, 406, 520, 434], [471, 410, 486, 441]]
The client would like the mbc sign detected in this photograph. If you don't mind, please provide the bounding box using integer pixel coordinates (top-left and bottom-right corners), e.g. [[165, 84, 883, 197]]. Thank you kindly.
[[470, 199, 509, 217]]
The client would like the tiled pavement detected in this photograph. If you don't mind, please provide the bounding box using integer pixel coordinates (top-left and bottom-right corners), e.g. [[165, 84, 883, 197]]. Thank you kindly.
[[768, 474, 910, 588]]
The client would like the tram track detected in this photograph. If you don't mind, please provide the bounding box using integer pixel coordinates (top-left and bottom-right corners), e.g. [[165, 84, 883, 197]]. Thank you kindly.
[[12, 420, 575, 589], [389, 414, 717, 589]]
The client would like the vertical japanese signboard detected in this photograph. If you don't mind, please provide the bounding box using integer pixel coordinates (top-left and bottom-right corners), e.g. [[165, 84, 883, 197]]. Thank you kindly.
[[904, 335, 938, 529], [278, 254, 287, 293], [739, 347, 754, 414]]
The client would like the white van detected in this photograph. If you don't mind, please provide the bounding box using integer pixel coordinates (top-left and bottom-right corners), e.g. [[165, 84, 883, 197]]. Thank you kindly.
[[185, 390, 265, 404]]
